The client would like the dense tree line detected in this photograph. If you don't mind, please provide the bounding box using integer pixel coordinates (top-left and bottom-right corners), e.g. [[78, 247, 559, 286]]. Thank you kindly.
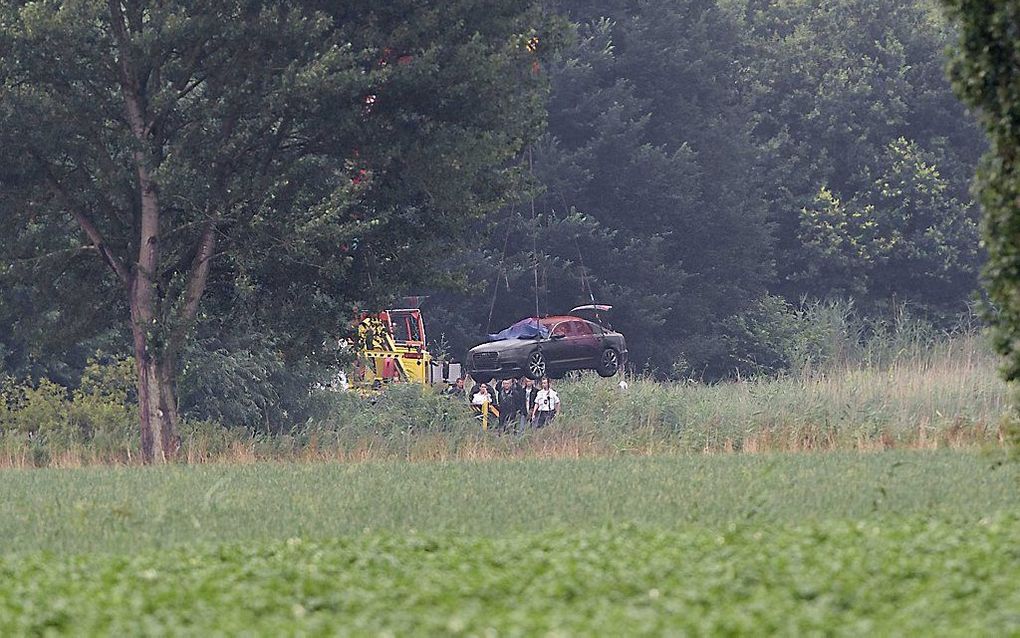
[[0, 0, 992, 451], [430, 0, 986, 377]]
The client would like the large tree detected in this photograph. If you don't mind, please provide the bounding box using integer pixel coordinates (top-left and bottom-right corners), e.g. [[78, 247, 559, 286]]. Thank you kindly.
[[943, 0, 1020, 412], [0, 0, 554, 460]]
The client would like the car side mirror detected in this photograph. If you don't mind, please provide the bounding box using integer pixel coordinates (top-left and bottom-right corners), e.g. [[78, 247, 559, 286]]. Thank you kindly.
[[551, 333, 565, 340]]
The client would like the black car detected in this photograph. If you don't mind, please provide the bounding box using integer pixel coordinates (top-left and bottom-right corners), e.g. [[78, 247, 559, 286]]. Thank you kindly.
[[467, 313, 627, 383]]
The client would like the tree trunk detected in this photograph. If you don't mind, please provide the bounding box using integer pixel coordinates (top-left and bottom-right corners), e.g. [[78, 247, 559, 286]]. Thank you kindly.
[[130, 305, 180, 463]]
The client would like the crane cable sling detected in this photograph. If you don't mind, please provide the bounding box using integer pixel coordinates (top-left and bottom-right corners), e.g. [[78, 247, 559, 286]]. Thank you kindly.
[[485, 145, 543, 333], [579, 232, 599, 326], [485, 200, 517, 335], [528, 147, 540, 318]]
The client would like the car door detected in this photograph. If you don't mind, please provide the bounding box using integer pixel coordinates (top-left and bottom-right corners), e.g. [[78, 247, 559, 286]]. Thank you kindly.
[[542, 321, 574, 366], [570, 320, 601, 366]]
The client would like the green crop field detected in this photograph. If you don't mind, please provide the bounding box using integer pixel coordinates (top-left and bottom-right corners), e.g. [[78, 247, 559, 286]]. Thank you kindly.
[[1, 452, 1018, 634]]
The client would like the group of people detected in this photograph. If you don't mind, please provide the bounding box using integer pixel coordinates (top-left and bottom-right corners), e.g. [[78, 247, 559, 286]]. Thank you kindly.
[[444, 375, 560, 433]]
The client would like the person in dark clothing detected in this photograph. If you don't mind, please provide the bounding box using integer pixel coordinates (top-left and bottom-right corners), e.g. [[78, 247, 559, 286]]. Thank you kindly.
[[495, 378, 518, 432], [443, 376, 466, 399], [518, 376, 538, 433]]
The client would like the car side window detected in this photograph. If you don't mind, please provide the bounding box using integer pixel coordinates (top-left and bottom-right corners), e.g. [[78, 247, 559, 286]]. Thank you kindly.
[[552, 322, 570, 337], [572, 321, 594, 337]]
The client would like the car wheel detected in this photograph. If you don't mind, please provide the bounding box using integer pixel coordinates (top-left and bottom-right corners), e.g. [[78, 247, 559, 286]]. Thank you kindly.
[[596, 348, 621, 377], [526, 351, 547, 380]]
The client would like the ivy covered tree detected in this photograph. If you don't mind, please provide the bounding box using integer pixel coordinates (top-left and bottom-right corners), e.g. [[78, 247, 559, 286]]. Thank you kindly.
[[943, 1, 1020, 398], [0, 0, 556, 460]]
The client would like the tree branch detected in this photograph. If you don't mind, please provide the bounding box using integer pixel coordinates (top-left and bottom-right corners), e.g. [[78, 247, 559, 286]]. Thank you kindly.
[[12, 246, 98, 266], [165, 221, 217, 361], [37, 162, 132, 287], [107, 0, 148, 140]]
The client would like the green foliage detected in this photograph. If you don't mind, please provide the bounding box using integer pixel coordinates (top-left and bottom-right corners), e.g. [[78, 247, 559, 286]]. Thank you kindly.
[[943, 1, 1020, 394], [0, 0, 561, 440], [0, 0, 995, 408], [0, 333, 1006, 464], [0, 357, 136, 460], [0, 455, 1017, 634], [735, 0, 985, 309], [0, 453, 1015, 553], [705, 294, 980, 379], [0, 221, 127, 387], [431, 0, 986, 379], [0, 519, 1018, 634], [433, 3, 772, 373], [177, 333, 291, 430], [798, 139, 981, 308], [718, 295, 838, 377]]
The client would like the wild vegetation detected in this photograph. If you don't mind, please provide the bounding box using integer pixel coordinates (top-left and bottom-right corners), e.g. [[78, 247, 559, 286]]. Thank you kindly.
[[943, 0, 1020, 437], [0, 0, 562, 459], [0, 0, 1004, 455], [435, 0, 986, 377], [4, 519, 1019, 635], [1, 454, 1017, 633], [0, 311, 1007, 467], [1, 2, 1017, 634], [2, 452, 1015, 553]]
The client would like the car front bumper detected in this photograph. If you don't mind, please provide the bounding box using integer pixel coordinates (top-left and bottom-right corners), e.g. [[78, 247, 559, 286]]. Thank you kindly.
[[468, 351, 528, 379]]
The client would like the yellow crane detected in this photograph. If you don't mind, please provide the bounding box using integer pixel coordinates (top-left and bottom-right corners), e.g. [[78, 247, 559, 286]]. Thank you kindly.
[[351, 302, 460, 387]]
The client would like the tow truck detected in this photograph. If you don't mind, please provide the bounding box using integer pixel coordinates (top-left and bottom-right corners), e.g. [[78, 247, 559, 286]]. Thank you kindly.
[[350, 299, 461, 387]]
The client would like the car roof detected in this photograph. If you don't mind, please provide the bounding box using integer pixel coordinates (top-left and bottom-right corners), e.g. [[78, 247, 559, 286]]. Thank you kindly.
[[539, 315, 586, 326]]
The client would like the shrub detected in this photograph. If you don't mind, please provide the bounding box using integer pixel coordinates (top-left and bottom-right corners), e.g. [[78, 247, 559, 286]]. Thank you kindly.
[[717, 297, 978, 379], [0, 356, 137, 462]]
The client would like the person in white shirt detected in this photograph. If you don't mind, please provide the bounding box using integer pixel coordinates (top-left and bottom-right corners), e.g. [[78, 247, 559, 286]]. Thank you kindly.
[[531, 377, 560, 428], [471, 383, 492, 406]]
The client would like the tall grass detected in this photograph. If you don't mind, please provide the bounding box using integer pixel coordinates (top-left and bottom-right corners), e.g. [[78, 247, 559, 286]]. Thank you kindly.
[[0, 321, 1010, 467], [560, 333, 1006, 454]]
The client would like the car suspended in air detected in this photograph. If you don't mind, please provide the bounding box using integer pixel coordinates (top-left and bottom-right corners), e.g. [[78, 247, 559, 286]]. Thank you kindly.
[[466, 305, 627, 383]]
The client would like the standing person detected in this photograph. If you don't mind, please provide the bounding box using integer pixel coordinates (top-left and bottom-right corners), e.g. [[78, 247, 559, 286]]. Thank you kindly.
[[518, 376, 538, 433], [495, 378, 518, 433], [531, 377, 560, 429], [470, 383, 498, 429], [443, 376, 466, 398]]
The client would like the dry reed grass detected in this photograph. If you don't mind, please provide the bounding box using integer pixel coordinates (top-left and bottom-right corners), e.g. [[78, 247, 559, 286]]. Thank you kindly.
[[0, 334, 1010, 469]]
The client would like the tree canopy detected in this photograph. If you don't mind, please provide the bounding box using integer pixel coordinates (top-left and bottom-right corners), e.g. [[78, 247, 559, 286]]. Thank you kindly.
[[942, 0, 1020, 390], [0, 0, 558, 457], [0, 0, 994, 451], [427, 0, 985, 378]]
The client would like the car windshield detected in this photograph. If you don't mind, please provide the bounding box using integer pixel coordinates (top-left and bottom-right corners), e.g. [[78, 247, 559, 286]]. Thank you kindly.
[[486, 317, 550, 341]]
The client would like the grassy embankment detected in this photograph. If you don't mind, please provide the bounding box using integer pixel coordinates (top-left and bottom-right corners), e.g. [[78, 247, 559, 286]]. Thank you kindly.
[[0, 334, 1008, 467], [0, 453, 1017, 634]]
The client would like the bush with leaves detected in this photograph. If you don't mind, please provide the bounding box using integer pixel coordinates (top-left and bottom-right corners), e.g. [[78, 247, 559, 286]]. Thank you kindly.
[[0, 357, 136, 460]]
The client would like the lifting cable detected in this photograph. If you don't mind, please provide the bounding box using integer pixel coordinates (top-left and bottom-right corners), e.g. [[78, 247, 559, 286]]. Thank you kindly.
[[485, 200, 516, 335], [528, 147, 541, 318], [486, 145, 544, 332], [554, 188, 596, 308], [574, 234, 596, 305]]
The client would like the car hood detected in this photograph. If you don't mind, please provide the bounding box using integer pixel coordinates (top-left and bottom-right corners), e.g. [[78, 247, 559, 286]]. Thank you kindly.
[[469, 338, 537, 354]]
